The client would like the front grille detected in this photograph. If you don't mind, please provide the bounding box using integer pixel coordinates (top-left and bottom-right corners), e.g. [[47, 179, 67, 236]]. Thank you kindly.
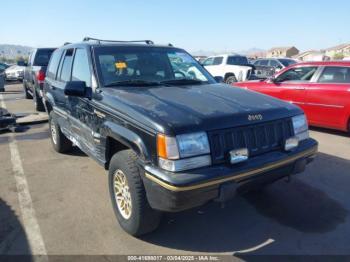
[[208, 118, 294, 164]]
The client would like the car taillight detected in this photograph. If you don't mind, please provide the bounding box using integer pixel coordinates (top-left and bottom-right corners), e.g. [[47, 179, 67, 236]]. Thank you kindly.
[[36, 70, 45, 83]]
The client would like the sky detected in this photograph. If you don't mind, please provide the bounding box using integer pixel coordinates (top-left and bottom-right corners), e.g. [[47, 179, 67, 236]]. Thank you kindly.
[[1, 0, 349, 52]]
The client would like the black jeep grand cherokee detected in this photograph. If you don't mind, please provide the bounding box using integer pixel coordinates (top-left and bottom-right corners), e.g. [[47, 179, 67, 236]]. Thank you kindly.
[[43, 37, 318, 236]]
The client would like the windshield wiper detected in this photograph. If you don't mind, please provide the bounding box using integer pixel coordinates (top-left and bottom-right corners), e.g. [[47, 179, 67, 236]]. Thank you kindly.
[[104, 80, 162, 87], [160, 79, 204, 85]]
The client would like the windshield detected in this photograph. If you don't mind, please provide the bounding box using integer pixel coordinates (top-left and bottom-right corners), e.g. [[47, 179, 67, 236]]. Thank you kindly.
[[94, 46, 216, 86], [278, 59, 297, 67], [227, 56, 249, 66]]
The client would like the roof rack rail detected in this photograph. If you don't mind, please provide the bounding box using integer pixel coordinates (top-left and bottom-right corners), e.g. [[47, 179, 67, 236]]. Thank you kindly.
[[63, 42, 71, 46], [83, 37, 154, 45]]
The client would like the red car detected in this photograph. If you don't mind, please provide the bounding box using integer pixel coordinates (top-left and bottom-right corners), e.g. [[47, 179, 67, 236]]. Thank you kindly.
[[235, 61, 350, 132]]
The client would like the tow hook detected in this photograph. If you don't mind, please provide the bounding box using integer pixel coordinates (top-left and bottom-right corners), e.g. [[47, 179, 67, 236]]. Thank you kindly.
[[215, 182, 239, 207]]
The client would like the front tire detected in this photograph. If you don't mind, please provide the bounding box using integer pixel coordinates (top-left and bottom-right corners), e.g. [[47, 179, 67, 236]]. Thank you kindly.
[[108, 150, 162, 236], [225, 75, 237, 84], [49, 112, 72, 153]]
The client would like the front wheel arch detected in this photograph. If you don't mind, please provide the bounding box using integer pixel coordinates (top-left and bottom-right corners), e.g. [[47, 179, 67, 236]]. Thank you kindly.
[[102, 122, 150, 169], [224, 72, 236, 80]]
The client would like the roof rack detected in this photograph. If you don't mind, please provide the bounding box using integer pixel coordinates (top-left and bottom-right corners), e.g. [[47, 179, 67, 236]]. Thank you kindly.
[[83, 37, 154, 45], [63, 42, 71, 46]]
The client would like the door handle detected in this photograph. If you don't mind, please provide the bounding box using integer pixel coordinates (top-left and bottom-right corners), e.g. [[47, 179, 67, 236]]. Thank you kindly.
[[294, 87, 305, 90]]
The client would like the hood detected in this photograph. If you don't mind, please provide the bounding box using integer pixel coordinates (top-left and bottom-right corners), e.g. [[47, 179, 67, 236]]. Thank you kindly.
[[5, 65, 25, 73], [101, 83, 302, 135]]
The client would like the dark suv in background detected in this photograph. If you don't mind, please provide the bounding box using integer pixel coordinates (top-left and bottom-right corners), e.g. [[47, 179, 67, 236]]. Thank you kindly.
[[43, 37, 317, 236], [23, 48, 56, 111], [253, 58, 298, 79]]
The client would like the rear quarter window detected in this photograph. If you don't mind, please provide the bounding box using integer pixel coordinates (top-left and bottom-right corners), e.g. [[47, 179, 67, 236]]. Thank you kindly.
[[47, 50, 63, 79], [57, 49, 74, 82]]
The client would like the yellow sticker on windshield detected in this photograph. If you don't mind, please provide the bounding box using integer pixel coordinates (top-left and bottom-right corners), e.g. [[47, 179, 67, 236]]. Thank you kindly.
[[115, 62, 127, 69]]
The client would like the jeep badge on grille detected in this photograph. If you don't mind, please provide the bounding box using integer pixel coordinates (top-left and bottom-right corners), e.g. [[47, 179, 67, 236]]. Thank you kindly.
[[248, 114, 263, 121]]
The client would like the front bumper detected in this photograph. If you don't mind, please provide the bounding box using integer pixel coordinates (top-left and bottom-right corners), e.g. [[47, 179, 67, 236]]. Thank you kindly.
[[5, 75, 23, 81], [142, 138, 318, 212]]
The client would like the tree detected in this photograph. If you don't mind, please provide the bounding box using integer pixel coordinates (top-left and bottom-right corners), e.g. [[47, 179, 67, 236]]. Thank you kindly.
[[333, 53, 345, 60]]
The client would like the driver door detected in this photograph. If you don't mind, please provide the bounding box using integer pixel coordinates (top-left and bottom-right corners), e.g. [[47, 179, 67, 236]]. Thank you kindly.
[[258, 66, 319, 114]]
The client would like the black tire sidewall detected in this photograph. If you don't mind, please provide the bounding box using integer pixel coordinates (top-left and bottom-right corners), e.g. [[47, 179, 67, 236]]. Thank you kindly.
[[23, 83, 32, 99], [108, 153, 141, 235], [49, 112, 72, 153], [34, 90, 45, 111], [108, 151, 161, 236], [49, 112, 60, 151], [225, 75, 237, 84]]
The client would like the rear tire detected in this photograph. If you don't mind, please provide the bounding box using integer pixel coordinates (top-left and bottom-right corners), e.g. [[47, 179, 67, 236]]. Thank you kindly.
[[49, 112, 72, 153], [23, 83, 32, 99], [108, 150, 162, 236], [34, 90, 45, 112], [225, 75, 237, 84]]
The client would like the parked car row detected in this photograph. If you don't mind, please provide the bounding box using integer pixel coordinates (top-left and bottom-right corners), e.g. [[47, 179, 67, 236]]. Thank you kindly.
[[24, 37, 318, 237], [23, 48, 56, 111]]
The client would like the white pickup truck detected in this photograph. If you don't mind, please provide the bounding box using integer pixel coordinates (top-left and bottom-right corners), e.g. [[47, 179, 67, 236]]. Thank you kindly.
[[202, 54, 254, 84]]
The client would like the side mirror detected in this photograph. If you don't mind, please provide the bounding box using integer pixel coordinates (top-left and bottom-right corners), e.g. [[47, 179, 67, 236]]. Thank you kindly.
[[214, 76, 224, 83], [64, 81, 86, 97], [266, 76, 277, 84]]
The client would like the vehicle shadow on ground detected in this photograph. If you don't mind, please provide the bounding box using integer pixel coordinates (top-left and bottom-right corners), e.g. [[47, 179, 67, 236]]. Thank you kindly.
[[142, 153, 348, 253], [310, 126, 349, 138], [65, 146, 88, 157], [0, 199, 32, 259]]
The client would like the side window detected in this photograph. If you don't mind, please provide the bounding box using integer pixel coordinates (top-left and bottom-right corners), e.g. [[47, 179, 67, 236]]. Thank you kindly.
[[260, 60, 268, 66], [254, 60, 261, 66], [275, 67, 318, 83], [318, 67, 350, 83], [203, 57, 214, 66], [213, 57, 223, 65], [47, 50, 63, 79], [72, 49, 91, 87], [57, 49, 74, 82], [269, 60, 280, 68]]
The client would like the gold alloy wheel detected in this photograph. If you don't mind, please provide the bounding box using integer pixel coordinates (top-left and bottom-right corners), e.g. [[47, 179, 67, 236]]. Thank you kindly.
[[113, 170, 132, 220]]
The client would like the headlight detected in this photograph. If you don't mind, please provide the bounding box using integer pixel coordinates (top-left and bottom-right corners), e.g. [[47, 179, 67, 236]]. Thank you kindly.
[[157, 132, 211, 172], [292, 114, 309, 141], [177, 132, 210, 158]]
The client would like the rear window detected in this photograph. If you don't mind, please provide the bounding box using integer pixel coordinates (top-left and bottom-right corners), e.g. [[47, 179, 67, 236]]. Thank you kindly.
[[33, 49, 55, 66], [227, 56, 249, 65]]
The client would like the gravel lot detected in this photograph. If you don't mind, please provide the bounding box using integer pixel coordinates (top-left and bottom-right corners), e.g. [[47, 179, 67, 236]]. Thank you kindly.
[[1, 83, 350, 259]]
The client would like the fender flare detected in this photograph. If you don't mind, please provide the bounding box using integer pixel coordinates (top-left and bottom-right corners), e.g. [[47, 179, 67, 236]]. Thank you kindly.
[[101, 121, 150, 162]]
